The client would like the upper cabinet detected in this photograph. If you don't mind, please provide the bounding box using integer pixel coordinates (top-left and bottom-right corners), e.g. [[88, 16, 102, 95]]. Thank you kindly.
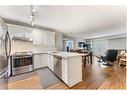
[[32, 29, 43, 44], [49, 32, 55, 46], [32, 29, 55, 46], [8, 24, 56, 46], [8, 24, 32, 42]]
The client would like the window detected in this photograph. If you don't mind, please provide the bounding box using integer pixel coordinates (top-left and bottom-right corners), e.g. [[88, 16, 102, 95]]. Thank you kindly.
[[66, 40, 73, 49]]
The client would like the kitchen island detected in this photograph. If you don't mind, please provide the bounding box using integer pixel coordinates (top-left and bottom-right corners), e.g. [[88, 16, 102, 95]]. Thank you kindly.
[[33, 51, 86, 87]]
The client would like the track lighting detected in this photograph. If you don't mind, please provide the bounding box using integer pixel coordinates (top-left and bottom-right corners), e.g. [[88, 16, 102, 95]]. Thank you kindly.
[[30, 5, 36, 26]]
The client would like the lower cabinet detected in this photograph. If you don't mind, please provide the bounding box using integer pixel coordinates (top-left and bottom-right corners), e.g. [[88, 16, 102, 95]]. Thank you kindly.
[[33, 54, 41, 69], [33, 54, 48, 69], [47, 54, 54, 71], [61, 57, 82, 87], [62, 59, 68, 83], [34, 53, 82, 87]]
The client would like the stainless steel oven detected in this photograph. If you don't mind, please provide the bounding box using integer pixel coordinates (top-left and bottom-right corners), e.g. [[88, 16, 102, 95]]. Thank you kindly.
[[11, 52, 34, 76]]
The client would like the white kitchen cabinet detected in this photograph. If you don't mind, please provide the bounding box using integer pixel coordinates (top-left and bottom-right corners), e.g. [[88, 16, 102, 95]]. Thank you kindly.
[[33, 54, 41, 69], [47, 54, 54, 71], [33, 52, 83, 87], [8, 24, 23, 38], [32, 29, 43, 44], [61, 56, 82, 87], [34, 53, 54, 70], [48, 32, 55, 46], [62, 59, 68, 83], [42, 31, 55, 46], [33, 53, 48, 69], [8, 24, 32, 39], [40, 54, 48, 67], [8, 24, 56, 46], [55, 32, 63, 51], [32, 29, 55, 46], [41, 31, 47, 45]]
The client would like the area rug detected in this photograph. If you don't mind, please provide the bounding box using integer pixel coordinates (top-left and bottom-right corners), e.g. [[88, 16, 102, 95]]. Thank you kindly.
[[36, 68, 61, 89]]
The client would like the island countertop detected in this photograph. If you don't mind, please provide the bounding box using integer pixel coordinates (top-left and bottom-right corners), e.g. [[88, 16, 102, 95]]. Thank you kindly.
[[33, 51, 87, 58]]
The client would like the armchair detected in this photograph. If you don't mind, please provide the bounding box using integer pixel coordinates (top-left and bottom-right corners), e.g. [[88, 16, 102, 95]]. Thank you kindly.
[[101, 49, 118, 66]]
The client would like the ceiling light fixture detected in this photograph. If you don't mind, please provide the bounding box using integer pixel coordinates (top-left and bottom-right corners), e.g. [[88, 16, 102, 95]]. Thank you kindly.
[[30, 5, 36, 26]]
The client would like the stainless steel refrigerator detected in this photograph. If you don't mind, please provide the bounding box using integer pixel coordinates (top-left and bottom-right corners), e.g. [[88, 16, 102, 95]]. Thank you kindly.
[[0, 17, 11, 89]]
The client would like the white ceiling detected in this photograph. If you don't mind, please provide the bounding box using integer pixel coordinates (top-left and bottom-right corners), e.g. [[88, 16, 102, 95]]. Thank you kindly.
[[0, 6, 127, 36]]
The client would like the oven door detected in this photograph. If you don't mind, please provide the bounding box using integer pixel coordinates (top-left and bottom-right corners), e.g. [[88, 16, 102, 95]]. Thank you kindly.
[[12, 56, 33, 75]]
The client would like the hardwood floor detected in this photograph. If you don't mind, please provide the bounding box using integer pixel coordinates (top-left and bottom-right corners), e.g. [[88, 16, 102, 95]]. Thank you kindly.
[[8, 57, 126, 90], [8, 74, 43, 89], [72, 59, 126, 89]]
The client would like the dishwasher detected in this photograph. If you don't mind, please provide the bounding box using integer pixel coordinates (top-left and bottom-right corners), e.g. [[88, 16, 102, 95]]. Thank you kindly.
[[54, 55, 62, 79]]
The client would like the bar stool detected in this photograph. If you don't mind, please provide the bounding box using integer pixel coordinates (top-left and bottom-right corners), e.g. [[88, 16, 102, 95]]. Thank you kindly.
[[84, 54, 90, 66], [83, 52, 93, 67]]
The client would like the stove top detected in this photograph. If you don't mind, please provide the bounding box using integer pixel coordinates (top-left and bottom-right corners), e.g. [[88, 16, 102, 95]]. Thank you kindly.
[[12, 52, 33, 58], [14, 52, 33, 55]]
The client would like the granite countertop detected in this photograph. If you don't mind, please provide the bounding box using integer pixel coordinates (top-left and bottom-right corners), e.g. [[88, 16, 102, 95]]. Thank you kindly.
[[33, 51, 86, 58]]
